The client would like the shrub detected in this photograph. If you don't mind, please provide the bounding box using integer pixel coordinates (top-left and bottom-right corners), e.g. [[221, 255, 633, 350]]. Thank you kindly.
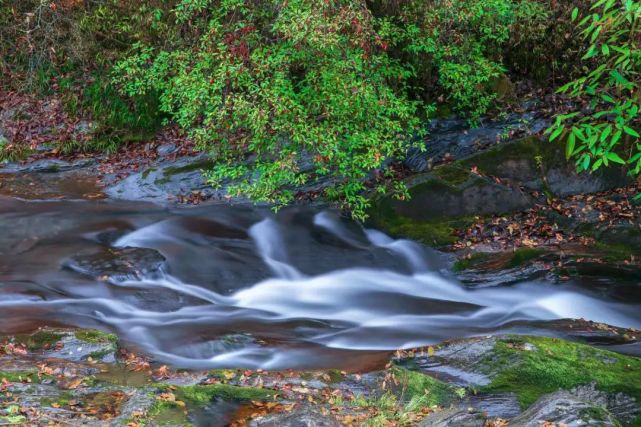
[[386, 0, 542, 121], [547, 0, 641, 195], [114, 0, 424, 219]]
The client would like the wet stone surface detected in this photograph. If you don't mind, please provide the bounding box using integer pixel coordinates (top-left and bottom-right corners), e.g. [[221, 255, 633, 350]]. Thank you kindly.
[[1, 330, 641, 426], [63, 247, 167, 282]]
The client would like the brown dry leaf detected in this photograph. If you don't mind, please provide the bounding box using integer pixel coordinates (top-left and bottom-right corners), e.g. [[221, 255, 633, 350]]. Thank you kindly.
[[158, 392, 176, 402]]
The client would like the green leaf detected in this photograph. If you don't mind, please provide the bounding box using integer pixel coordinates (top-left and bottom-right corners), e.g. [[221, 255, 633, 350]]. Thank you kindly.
[[582, 155, 591, 170], [601, 44, 610, 56], [606, 152, 626, 164], [549, 126, 564, 142], [571, 7, 579, 21], [624, 126, 641, 138], [566, 133, 576, 160]]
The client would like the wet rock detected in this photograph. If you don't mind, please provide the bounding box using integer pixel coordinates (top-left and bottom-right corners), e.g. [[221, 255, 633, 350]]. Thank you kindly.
[[398, 337, 497, 387], [508, 387, 622, 427], [405, 105, 549, 172], [597, 224, 641, 253], [44, 331, 117, 363], [157, 143, 177, 156], [383, 174, 534, 221], [104, 154, 228, 203], [1, 158, 96, 174], [73, 120, 96, 135], [417, 406, 488, 427], [418, 392, 521, 426], [63, 247, 167, 282], [0, 170, 104, 200], [375, 136, 630, 246], [251, 406, 341, 427]]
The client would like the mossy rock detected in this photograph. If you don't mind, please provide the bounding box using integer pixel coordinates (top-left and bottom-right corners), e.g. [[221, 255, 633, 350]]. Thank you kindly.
[[371, 135, 629, 247], [9, 330, 64, 351], [481, 336, 641, 411], [75, 329, 118, 344], [155, 383, 276, 407], [392, 367, 462, 407], [456, 135, 629, 197], [369, 201, 477, 248], [453, 248, 548, 273]]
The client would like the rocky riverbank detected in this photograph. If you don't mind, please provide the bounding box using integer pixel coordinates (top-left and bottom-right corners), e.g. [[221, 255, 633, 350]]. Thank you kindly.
[[1, 327, 640, 426]]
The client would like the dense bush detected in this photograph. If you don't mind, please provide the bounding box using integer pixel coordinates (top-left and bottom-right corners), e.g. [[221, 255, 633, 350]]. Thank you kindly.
[[392, 0, 530, 121], [113, 0, 544, 217], [0, 0, 564, 217], [114, 0, 423, 218], [547, 0, 641, 194]]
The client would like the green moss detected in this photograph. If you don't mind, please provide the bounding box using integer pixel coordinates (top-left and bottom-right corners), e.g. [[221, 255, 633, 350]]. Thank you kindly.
[[431, 163, 472, 187], [162, 159, 215, 177], [393, 367, 461, 407], [0, 370, 41, 383], [369, 205, 475, 248], [88, 349, 114, 360], [141, 168, 157, 180], [11, 330, 64, 350], [75, 329, 118, 344], [40, 392, 74, 408], [148, 401, 193, 426], [326, 369, 345, 384], [452, 252, 492, 272], [506, 248, 546, 268], [482, 336, 641, 409], [580, 406, 610, 423], [159, 384, 275, 406], [459, 136, 545, 177]]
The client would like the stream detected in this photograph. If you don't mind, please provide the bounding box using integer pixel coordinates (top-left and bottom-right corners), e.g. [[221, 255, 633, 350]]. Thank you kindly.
[[1, 196, 640, 371]]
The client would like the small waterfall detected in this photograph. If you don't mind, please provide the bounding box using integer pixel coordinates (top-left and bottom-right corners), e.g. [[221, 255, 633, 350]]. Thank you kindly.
[[365, 228, 429, 273], [248, 218, 303, 280]]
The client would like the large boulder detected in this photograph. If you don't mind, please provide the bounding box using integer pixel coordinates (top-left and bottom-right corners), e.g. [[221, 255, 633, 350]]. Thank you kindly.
[[372, 136, 630, 247]]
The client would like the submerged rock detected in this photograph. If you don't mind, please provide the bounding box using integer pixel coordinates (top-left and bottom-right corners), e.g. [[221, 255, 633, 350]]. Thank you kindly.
[[63, 246, 167, 282]]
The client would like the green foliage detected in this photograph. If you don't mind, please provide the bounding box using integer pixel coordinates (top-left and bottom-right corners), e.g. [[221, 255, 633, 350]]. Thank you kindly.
[[547, 0, 641, 196], [82, 76, 164, 147], [391, 0, 539, 122], [346, 367, 459, 426], [114, 0, 423, 219]]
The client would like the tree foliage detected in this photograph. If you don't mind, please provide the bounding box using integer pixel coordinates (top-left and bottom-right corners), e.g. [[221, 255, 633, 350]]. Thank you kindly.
[[114, 0, 539, 217], [548, 0, 641, 194]]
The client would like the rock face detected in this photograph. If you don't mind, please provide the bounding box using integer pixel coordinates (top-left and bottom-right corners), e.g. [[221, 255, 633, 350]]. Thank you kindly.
[[509, 387, 622, 427], [63, 247, 167, 282], [405, 103, 550, 172], [103, 154, 236, 203], [399, 335, 641, 426], [251, 406, 341, 427], [373, 135, 630, 244], [390, 174, 534, 220]]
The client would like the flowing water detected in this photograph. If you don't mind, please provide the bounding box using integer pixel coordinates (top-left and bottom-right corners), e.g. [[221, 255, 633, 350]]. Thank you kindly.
[[1, 196, 640, 370]]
